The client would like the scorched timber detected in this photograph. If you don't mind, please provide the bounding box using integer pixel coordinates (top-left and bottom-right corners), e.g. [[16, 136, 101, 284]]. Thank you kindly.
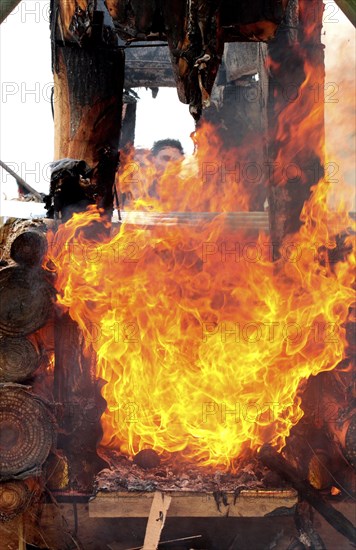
[[90, 489, 297, 518], [259, 444, 356, 544]]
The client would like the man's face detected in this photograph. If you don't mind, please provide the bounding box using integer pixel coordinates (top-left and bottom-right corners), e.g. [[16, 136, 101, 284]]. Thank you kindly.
[[153, 146, 183, 172]]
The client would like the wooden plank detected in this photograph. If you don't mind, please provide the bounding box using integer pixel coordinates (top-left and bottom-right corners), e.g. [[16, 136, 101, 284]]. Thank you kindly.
[[89, 489, 297, 518], [142, 491, 172, 550]]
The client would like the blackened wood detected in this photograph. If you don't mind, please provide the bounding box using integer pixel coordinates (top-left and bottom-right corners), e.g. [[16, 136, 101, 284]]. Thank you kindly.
[[120, 99, 137, 150], [294, 501, 326, 549], [345, 415, 356, 470], [10, 230, 48, 267], [53, 312, 107, 491], [113, 1, 289, 111], [0, 480, 31, 521], [259, 444, 356, 544]]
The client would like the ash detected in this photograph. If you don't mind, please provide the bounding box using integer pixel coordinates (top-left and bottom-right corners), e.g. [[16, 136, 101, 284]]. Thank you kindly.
[[95, 448, 287, 495]]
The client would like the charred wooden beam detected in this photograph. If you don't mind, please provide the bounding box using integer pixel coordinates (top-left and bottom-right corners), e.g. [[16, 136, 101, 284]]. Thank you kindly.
[[294, 500, 327, 549], [164, 0, 224, 119], [259, 444, 356, 544], [9, 229, 47, 267], [113, 1, 290, 117], [53, 312, 107, 491], [120, 91, 138, 150]]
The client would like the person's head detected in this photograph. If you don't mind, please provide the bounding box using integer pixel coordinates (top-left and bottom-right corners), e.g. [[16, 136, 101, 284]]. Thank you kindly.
[[151, 139, 184, 172]]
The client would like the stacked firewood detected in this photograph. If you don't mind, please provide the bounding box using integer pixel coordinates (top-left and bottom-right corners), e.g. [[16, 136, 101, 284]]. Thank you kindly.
[[0, 221, 56, 523]]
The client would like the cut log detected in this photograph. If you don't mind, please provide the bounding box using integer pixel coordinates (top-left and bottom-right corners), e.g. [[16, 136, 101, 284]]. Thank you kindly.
[[0, 336, 41, 383], [0, 266, 54, 337], [0, 481, 31, 522], [0, 385, 56, 480], [259, 444, 356, 544], [10, 230, 48, 267]]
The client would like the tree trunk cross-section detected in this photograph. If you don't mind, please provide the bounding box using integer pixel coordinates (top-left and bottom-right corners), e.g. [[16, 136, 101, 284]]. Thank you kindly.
[[0, 267, 54, 337], [0, 336, 41, 383], [9, 230, 48, 268], [0, 480, 32, 522], [0, 386, 56, 480]]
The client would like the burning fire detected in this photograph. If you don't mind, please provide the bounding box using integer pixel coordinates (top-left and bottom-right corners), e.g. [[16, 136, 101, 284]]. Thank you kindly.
[[47, 170, 353, 468], [47, 33, 354, 470]]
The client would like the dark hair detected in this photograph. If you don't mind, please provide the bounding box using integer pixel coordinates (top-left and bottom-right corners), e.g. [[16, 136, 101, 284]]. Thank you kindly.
[[151, 139, 184, 157]]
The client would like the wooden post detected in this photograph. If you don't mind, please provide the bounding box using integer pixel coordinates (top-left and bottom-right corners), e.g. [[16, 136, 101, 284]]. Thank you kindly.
[[53, 312, 107, 491], [49, 0, 122, 489], [51, 0, 125, 213]]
